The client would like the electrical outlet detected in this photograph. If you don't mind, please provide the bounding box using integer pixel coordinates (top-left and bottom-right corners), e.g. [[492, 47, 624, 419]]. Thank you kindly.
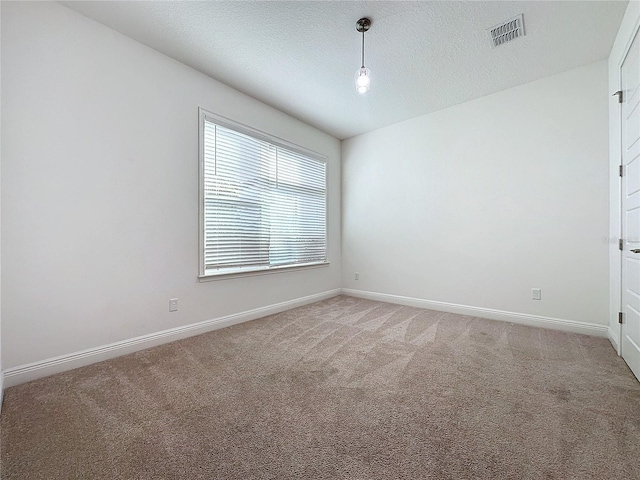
[[532, 288, 541, 301], [169, 298, 178, 312], [355, 272, 359, 280]]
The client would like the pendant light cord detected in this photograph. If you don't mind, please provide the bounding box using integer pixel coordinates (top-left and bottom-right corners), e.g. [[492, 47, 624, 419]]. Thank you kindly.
[[361, 29, 365, 68]]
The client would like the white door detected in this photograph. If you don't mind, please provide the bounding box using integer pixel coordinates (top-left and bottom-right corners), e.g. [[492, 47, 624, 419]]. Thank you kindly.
[[621, 27, 640, 382]]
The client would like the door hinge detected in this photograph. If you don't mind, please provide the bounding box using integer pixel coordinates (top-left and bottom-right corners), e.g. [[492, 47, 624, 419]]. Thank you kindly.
[[619, 238, 624, 251], [619, 311, 624, 324], [620, 164, 624, 177], [613, 90, 623, 103]]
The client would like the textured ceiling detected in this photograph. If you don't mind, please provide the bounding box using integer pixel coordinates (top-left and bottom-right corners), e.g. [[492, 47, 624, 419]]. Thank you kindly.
[[62, 1, 628, 140]]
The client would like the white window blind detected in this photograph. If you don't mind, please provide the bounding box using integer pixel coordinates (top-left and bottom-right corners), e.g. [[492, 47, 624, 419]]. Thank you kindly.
[[200, 112, 327, 276]]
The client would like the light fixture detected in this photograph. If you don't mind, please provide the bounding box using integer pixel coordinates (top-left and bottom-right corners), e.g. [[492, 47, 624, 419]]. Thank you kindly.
[[355, 17, 371, 94]]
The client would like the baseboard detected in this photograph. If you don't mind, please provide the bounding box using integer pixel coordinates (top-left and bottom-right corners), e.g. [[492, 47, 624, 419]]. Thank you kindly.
[[3, 287, 608, 389], [0, 372, 4, 415], [341, 288, 609, 338], [608, 327, 621, 355], [3, 288, 341, 388]]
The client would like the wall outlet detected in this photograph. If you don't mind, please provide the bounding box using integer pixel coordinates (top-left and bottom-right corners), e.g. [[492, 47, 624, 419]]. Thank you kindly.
[[169, 298, 178, 312], [532, 288, 541, 301], [355, 272, 359, 280]]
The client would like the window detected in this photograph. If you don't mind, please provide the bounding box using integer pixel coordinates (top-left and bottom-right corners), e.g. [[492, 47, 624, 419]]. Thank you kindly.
[[199, 109, 327, 278]]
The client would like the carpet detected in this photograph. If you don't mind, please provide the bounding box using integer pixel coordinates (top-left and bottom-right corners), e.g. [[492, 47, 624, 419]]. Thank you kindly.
[[1, 295, 639, 479]]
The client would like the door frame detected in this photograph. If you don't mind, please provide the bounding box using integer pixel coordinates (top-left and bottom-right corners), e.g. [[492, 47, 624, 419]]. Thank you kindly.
[[610, 4, 640, 356]]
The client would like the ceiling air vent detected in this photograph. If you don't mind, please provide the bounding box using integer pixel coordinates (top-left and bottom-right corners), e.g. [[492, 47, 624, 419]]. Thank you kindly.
[[488, 14, 525, 48]]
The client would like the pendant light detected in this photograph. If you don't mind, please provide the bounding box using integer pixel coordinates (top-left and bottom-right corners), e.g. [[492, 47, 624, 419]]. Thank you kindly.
[[355, 18, 371, 94]]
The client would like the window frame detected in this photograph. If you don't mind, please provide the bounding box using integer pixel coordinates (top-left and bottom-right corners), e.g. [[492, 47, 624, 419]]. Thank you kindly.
[[198, 108, 329, 281]]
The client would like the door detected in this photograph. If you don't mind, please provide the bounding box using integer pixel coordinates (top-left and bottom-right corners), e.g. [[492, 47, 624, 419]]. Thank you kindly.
[[621, 27, 640, 381]]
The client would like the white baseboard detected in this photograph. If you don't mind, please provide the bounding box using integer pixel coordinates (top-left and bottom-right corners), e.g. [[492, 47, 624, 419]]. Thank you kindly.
[[0, 372, 4, 415], [3, 289, 341, 388], [2, 287, 609, 389], [608, 327, 621, 355], [341, 288, 609, 338]]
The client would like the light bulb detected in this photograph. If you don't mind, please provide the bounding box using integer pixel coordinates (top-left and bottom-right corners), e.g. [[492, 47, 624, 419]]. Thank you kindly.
[[355, 67, 371, 94]]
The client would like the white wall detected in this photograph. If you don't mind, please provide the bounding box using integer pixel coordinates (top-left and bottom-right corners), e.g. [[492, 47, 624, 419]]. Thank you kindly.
[[608, 1, 640, 353], [342, 60, 610, 328], [1, 2, 341, 371]]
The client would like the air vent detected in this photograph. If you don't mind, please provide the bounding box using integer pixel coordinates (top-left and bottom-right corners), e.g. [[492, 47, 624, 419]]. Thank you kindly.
[[488, 14, 525, 48]]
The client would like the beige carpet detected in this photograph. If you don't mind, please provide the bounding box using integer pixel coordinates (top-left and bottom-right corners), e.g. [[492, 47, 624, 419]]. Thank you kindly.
[[1, 295, 639, 479]]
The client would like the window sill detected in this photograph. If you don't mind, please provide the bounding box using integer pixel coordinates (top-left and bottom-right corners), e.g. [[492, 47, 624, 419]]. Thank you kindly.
[[198, 261, 330, 282]]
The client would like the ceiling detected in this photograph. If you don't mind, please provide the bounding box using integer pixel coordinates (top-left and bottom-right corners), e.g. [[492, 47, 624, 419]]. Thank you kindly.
[[62, 1, 628, 140]]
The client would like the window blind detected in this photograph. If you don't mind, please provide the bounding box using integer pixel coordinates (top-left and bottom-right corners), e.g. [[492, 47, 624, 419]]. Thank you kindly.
[[202, 115, 327, 275]]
